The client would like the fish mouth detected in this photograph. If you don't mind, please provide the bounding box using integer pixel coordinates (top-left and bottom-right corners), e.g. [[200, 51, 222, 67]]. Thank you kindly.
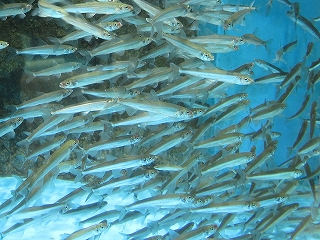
[[59, 82, 66, 88]]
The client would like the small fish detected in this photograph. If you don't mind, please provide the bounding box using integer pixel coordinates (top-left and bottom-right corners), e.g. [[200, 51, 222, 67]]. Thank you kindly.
[[287, 94, 310, 119], [162, 32, 214, 61], [0, 117, 24, 138], [0, 3, 32, 20], [246, 168, 303, 181], [16, 44, 77, 57], [309, 101, 317, 138], [63, 220, 110, 240]]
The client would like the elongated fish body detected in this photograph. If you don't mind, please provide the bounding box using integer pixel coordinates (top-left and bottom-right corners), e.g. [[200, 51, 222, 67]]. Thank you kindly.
[[61, 14, 112, 40], [24, 135, 67, 161], [245, 144, 277, 174], [150, 4, 192, 23], [0, 117, 23, 138], [63, 2, 133, 15], [59, 68, 127, 88], [255, 194, 289, 208], [83, 155, 157, 174], [81, 87, 139, 99], [202, 152, 256, 174], [92, 169, 158, 193], [79, 210, 120, 227], [247, 168, 303, 181], [118, 98, 188, 117], [254, 59, 285, 73], [12, 89, 73, 111], [125, 194, 195, 211], [14, 139, 79, 196], [223, 7, 255, 30], [16, 45, 77, 56], [146, 130, 193, 155], [259, 203, 299, 233], [298, 137, 320, 154], [141, 122, 187, 146], [190, 201, 260, 214], [0, 3, 32, 19], [132, 0, 182, 27], [162, 33, 214, 61], [309, 101, 317, 138], [84, 134, 142, 154], [125, 67, 175, 89], [88, 35, 153, 57], [279, 62, 302, 89], [157, 76, 203, 96], [37, 0, 68, 18], [255, 72, 287, 84], [194, 132, 244, 149], [43, 115, 92, 136], [162, 152, 204, 193], [203, 93, 248, 118], [28, 62, 81, 78], [64, 220, 110, 240], [290, 214, 312, 239], [179, 67, 254, 85], [175, 224, 218, 240], [251, 102, 286, 121], [194, 179, 238, 197], [51, 99, 116, 115], [188, 34, 244, 45], [287, 12, 320, 39]]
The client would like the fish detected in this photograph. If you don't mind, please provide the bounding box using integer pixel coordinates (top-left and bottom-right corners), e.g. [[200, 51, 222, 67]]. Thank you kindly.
[[15, 45, 77, 58], [178, 67, 254, 85], [0, 117, 24, 138], [162, 32, 214, 61], [0, 2, 32, 20], [63, 220, 110, 240]]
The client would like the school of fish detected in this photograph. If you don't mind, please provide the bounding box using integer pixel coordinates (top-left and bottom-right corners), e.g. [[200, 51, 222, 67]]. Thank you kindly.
[[0, 0, 319, 239]]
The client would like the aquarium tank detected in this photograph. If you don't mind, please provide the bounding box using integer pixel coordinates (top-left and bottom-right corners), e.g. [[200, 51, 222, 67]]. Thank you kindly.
[[0, 0, 319, 239]]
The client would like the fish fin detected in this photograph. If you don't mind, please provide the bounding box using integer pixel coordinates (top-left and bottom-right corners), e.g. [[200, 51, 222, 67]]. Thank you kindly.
[[265, 38, 273, 55]]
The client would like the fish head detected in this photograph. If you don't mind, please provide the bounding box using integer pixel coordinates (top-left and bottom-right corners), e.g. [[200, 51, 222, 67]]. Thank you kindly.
[[199, 51, 214, 61], [223, 19, 233, 30], [144, 169, 158, 179], [118, 4, 134, 13], [235, 37, 245, 45], [101, 30, 113, 40], [143, 155, 158, 165], [181, 194, 195, 203], [59, 80, 71, 88], [294, 169, 303, 178], [184, 5, 193, 13], [130, 135, 143, 144], [173, 122, 187, 131], [108, 22, 123, 31], [240, 75, 254, 85], [276, 194, 289, 203], [0, 41, 9, 48], [204, 224, 218, 236], [98, 220, 110, 233], [240, 93, 248, 100], [12, 117, 24, 128], [23, 4, 32, 13], [73, 62, 82, 70]]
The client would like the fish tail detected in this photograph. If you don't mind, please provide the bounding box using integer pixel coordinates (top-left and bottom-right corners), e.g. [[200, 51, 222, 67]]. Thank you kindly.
[[265, 38, 273, 55], [24, 69, 36, 83]]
